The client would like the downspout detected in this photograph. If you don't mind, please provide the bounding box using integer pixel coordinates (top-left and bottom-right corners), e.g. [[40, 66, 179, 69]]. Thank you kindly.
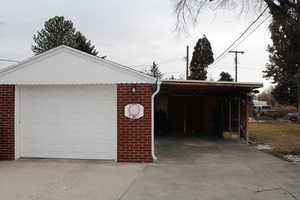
[[151, 80, 161, 161]]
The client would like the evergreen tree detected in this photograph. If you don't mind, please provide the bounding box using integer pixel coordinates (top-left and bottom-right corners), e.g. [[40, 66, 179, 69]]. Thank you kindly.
[[263, 9, 298, 105], [271, 78, 297, 106], [147, 62, 162, 79], [168, 75, 176, 80], [75, 32, 98, 56], [189, 35, 214, 80], [32, 16, 99, 56], [218, 72, 234, 82]]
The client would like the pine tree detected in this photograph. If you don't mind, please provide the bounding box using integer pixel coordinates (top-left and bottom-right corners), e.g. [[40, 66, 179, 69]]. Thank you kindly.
[[75, 32, 98, 56], [32, 16, 99, 56], [189, 35, 214, 80], [32, 16, 76, 55], [263, 9, 298, 106], [271, 77, 297, 106], [218, 72, 234, 82], [147, 62, 162, 79], [168, 75, 176, 80]]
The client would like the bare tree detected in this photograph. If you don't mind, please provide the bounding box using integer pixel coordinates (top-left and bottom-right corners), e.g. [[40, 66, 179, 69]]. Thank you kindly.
[[175, 0, 299, 31], [175, 0, 266, 31]]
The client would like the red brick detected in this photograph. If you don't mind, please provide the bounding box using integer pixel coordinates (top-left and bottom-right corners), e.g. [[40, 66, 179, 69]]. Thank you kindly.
[[0, 85, 15, 160], [117, 84, 153, 162]]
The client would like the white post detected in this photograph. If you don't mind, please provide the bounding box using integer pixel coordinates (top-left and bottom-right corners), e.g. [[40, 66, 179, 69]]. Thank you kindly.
[[238, 98, 241, 139], [184, 103, 187, 135], [245, 95, 249, 144], [229, 100, 231, 132]]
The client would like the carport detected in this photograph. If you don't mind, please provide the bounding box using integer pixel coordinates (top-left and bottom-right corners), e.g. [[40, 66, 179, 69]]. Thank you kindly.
[[155, 80, 262, 142]]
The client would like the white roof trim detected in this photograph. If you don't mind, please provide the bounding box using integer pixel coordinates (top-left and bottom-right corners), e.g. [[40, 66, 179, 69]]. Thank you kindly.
[[0, 45, 156, 84]]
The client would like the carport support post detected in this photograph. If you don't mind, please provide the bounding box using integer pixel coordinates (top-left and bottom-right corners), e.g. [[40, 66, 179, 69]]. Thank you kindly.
[[238, 98, 241, 139], [228, 100, 231, 132], [184, 103, 187, 135], [296, 73, 300, 123], [245, 95, 249, 144]]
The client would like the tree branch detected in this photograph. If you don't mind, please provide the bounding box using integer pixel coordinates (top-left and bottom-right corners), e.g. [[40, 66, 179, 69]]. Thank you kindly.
[[175, 0, 267, 31]]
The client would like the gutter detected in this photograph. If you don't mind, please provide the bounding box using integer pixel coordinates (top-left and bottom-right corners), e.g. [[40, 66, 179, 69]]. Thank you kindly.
[[151, 80, 161, 161]]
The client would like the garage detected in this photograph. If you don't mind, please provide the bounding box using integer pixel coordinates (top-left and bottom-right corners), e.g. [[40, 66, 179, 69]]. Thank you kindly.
[[0, 45, 157, 162], [16, 85, 117, 159]]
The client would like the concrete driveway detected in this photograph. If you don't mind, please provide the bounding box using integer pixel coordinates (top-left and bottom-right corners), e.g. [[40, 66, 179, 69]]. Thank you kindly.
[[1, 137, 300, 200]]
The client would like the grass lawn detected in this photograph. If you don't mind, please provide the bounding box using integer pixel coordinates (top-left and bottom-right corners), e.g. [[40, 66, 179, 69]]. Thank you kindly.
[[249, 122, 300, 154]]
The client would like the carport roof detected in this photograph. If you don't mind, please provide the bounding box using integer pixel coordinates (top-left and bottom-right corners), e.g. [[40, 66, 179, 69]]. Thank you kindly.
[[160, 80, 263, 95]]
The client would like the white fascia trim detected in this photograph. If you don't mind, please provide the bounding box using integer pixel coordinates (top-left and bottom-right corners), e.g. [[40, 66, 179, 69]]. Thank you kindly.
[[151, 81, 161, 161]]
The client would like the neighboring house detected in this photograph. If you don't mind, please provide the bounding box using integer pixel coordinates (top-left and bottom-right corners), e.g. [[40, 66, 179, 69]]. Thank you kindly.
[[253, 100, 272, 112], [0, 46, 262, 162]]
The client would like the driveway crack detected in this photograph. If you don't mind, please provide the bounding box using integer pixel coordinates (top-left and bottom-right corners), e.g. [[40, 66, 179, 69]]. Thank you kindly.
[[117, 165, 148, 200], [256, 187, 298, 200]]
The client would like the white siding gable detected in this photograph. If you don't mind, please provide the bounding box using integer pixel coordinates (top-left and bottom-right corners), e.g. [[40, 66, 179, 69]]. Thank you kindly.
[[0, 46, 156, 85]]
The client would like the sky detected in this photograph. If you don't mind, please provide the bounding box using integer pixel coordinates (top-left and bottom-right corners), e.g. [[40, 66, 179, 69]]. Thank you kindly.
[[0, 0, 273, 90]]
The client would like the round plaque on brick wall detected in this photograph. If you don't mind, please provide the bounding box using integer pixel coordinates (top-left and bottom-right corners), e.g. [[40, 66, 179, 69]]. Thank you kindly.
[[124, 104, 144, 119]]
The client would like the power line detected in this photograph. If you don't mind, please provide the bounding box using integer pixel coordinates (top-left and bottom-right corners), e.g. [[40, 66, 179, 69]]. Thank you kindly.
[[211, 14, 271, 69], [232, 15, 271, 50], [135, 8, 270, 77], [211, 6, 269, 66], [133, 8, 269, 71], [209, 66, 263, 71], [132, 57, 183, 68], [213, 6, 268, 63], [0, 58, 20, 63], [163, 71, 183, 75]]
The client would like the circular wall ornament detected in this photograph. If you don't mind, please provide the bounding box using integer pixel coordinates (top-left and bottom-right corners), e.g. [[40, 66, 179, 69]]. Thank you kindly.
[[124, 104, 144, 119]]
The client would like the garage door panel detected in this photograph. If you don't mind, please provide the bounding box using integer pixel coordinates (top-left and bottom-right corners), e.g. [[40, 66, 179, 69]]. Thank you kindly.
[[18, 85, 117, 159]]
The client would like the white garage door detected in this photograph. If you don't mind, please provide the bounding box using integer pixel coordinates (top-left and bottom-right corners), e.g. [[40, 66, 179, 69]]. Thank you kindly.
[[17, 85, 117, 160]]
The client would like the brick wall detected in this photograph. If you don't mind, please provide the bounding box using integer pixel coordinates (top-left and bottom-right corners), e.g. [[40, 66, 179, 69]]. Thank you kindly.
[[0, 85, 15, 160], [117, 84, 153, 162]]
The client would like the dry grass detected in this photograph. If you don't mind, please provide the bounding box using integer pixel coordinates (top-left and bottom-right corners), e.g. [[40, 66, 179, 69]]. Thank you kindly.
[[249, 122, 300, 154]]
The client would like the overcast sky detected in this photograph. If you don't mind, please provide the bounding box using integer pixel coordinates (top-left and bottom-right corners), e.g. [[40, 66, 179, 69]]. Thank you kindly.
[[0, 0, 272, 90]]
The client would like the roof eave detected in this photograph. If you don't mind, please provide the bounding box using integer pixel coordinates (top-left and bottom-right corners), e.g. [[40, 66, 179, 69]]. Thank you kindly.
[[161, 80, 263, 89]]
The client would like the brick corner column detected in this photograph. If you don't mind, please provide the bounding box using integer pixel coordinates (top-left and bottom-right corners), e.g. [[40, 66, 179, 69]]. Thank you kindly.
[[0, 85, 15, 160], [117, 84, 153, 162]]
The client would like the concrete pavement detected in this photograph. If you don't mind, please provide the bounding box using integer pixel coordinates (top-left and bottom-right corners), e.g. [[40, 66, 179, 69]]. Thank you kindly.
[[1, 137, 300, 200], [123, 137, 300, 200]]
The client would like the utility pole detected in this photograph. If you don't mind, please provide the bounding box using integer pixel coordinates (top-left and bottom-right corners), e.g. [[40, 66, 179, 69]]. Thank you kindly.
[[186, 45, 189, 80], [229, 50, 244, 82]]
